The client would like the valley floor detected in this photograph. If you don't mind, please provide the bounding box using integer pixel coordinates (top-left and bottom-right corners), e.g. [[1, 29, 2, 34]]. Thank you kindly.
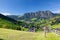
[[0, 28, 60, 40]]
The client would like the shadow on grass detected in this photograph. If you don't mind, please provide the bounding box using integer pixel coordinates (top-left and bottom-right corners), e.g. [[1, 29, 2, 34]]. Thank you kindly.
[[0, 39, 3, 40]]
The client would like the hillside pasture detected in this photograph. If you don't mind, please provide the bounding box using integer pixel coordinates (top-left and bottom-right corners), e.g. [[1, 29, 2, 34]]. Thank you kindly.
[[0, 28, 60, 40]]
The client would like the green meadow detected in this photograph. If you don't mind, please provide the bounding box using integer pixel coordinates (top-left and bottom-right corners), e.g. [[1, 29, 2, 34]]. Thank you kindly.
[[0, 28, 60, 40]]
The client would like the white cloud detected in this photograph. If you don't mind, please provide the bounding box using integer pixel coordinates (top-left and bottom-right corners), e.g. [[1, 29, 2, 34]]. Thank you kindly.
[[0, 12, 11, 15], [52, 10, 60, 13]]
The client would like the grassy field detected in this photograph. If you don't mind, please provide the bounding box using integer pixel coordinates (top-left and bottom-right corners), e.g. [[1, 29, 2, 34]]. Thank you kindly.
[[0, 28, 60, 40]]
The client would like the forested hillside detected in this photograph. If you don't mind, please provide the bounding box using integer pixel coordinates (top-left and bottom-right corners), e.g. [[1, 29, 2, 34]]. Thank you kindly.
[[0, 13, 60, 32], [0, 14, 27, 30]]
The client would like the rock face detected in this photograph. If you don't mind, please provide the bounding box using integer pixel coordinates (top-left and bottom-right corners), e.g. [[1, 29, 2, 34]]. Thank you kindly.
[[7, 10, 56, 21], [20, 11, 54, 20]]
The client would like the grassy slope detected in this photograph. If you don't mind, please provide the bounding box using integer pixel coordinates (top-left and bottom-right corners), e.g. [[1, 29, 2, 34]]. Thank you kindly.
[[0, 18, 17, 29], [52, 24, 60, 28], [0, 28, 60, 40]]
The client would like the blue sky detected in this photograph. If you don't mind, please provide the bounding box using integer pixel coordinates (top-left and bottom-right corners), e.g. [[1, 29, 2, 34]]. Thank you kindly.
[[0, 0, 60, 15]]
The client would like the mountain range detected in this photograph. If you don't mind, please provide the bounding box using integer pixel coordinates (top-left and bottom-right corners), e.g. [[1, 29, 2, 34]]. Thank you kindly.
[[0, 10, 60, 30], [7, 10, 60, 21]]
